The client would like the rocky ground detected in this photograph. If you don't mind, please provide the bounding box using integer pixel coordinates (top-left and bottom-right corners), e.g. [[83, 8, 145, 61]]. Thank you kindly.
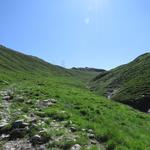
[[0, 88, 106, 150]]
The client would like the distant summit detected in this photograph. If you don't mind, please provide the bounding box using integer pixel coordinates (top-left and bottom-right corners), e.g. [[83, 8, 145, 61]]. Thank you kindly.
[[71, 67, 105, 73]]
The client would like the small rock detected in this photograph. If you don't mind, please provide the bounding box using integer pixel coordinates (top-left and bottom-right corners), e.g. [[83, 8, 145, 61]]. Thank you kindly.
[[88, 134, 95, 139], [37, 99, 56, 108], [9, 128, 27, 140], [2, 96, 13, 101], [88, 129, 93, 133], [1, 134, 10, 140], [30, 135, 42, 145], [50, 99, 57, 103], [70, 127, 77, 132], [12, 120, 29, 129], [90, 140, 97, 144], [147, 109, 150, 113], [71, 144, 81, 150], [39, 145, 46, 150]]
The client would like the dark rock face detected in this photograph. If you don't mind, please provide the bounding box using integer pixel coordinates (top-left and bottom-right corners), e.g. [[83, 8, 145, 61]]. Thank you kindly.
[[123, 96, 150, 112]]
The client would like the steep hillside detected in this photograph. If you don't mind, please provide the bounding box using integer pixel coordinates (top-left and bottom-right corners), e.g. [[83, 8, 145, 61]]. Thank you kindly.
[[0, 45, 100, 84], [90, 53, 150, 112], [0, 46, 150, 150], [0, 45, 71, 76]]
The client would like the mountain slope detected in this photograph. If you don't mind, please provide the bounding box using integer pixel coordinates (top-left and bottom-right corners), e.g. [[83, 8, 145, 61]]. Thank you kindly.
[[90, 53, 150, 112], [0, 45, 100, 83], [0, 45, 71, 76], [0, 46, 150, 149]]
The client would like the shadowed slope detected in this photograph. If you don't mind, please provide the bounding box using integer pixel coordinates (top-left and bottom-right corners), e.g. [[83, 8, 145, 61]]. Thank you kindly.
[[90, 53, 150, 112]]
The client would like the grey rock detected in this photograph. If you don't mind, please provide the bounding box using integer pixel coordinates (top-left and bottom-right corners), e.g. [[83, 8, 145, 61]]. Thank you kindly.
[[71, 144, 81, 150], [50, 99, 57, 103], [70, 127, 77, 132], [3, 139, 35, 150], [88, 134, 95, 139], [90, 140, 97, 144], [2, 96, 13, 101], [1, 134, 10, 140], [37, 99, 57, 108], [88, 129, 93, 133], [30, 135, 42, 145]]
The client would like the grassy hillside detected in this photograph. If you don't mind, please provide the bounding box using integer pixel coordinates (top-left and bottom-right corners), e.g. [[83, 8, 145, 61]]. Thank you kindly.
[[0, 46, 150, 150], [0, 45, 72, 76], [90, 53, 150, 112], [0, 45, 100, 84]]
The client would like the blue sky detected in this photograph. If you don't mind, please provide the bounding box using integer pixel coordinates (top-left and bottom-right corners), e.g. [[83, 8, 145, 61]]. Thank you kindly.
[[0, 0, 150, 69]]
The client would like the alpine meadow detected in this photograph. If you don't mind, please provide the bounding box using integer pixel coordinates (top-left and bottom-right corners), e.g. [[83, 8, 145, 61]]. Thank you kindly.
[[0, 1, 150, 150]]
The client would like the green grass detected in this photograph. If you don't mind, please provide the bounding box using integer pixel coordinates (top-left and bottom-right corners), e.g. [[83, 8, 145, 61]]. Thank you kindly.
[[2, 75, 149, 150], [90, 53, 150, 107], [0, 46, 150, 149]]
